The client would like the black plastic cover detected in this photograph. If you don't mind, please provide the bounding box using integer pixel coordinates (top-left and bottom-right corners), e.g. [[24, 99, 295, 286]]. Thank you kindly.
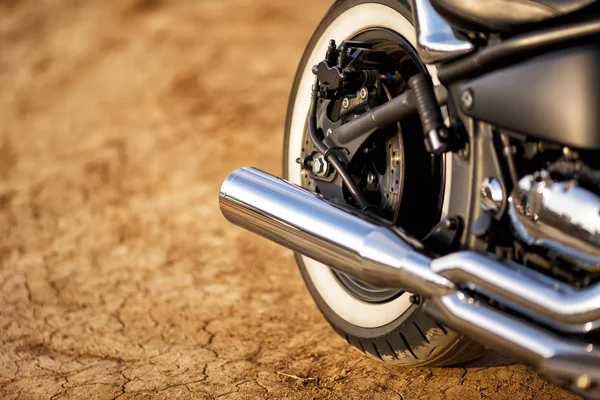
[[462, 44, 600, 150]]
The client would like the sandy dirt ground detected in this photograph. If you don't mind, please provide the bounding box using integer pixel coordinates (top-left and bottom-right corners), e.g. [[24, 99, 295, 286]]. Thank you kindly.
[[0, 0, 582, 399]]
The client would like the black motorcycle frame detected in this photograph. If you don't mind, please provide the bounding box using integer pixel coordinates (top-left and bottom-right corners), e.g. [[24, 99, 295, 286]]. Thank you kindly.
[[322, 15, 600, 250]]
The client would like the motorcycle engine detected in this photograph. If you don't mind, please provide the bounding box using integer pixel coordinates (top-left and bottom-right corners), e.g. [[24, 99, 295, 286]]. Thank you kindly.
[[510, 157, 600, 287]]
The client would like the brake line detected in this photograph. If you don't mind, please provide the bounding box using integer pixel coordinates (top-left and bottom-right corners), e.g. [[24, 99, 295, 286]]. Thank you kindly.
[[307, 78, 370, 210]]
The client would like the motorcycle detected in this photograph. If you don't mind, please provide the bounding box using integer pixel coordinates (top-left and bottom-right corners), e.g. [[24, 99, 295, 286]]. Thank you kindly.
[[219, 0, 600, 396]]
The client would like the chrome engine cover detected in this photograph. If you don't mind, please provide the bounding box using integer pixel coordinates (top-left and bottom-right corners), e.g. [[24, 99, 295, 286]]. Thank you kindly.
[[509, 171, 600, 271]]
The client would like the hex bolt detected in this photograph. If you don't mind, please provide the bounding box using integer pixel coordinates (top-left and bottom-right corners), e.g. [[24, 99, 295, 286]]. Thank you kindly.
[[366, 172, 376, 186], [480, 177, 504, 215], [461, 89, 474, 110], [458, 141, 470, 160], [296, 156, 313, 170], [359, 87, 368, 100], [312, 155, 330, 177], [342, 98, 350, 109]]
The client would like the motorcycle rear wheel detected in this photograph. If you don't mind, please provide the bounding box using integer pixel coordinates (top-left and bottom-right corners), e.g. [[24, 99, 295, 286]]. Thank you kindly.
[[283, 0, 484, 366]]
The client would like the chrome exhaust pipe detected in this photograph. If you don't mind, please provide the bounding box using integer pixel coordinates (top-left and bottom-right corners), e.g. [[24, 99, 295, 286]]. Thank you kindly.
[[432, 252, 600, 329], [425, 294, 600, 395], [219, 167, 452, 295], [220, 167, 600, 397], [220, 167, 600, 330]]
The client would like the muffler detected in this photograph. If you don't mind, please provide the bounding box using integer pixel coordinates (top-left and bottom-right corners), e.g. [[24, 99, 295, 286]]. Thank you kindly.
[[219, 166, 452, 295], [220, 167, 600, 397], [220, 167, 600, 328]]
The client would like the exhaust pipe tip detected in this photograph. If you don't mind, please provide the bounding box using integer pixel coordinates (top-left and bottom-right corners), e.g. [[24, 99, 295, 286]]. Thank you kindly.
[[220, 166, 251, 199]]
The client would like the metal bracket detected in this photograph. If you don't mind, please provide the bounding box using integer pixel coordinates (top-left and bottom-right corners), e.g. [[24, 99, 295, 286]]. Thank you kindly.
[[323, 85, 448, 161]]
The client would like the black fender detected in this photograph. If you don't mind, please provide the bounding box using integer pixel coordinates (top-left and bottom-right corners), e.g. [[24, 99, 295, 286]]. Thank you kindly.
[[459, 44, 600, 150]]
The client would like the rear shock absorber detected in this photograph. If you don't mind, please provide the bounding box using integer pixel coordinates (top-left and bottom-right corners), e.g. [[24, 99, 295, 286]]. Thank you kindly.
[[408, 74, 450, 155]]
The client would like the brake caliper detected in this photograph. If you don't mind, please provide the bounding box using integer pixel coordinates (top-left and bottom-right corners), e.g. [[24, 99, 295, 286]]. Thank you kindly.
[[312, 40, 393, 118]]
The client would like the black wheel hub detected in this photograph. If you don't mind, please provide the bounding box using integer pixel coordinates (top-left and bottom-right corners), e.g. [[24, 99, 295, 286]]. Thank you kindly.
[[300, 29, 443, 304]]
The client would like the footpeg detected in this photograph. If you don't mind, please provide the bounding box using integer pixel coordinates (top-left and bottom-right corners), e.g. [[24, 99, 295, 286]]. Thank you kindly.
[[408, 73, 451, 154]]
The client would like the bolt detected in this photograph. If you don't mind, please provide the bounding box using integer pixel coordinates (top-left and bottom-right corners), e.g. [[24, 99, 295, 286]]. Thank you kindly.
[[337, 45, 348, 67], [443, 217, 456, 230], [342, 98, 350, 109], [359, 87, 368, 100], [563, 181, 575, 192], [576, 375, 592, 390], [296, 156, 311, 169], [480, 177, 504, 215], [458, 141, 470, 160], [366, 172, 376, 186], [312, 155, 329, 177], [326, 129, 332, 136], [562, 146, 579, 160], [461, 89, 474, 110]]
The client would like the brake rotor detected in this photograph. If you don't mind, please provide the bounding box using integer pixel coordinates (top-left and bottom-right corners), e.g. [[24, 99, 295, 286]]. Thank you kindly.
[[300, 119, 404, 221], [364, 126, 404, 222], [299, 104, 406, 303]]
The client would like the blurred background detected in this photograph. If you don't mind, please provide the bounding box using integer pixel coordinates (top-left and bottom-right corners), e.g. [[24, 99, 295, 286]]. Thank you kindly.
[[0, 0, 580, 399]]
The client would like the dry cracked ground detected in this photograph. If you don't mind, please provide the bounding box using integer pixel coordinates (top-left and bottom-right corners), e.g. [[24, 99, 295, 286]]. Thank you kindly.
[[0, 0, 582, 399]]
